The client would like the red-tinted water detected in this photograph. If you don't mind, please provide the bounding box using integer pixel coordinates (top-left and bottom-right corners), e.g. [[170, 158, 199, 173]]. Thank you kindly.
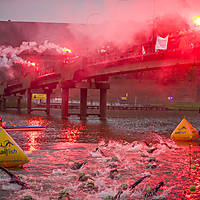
[[0, 110, 200, 199]]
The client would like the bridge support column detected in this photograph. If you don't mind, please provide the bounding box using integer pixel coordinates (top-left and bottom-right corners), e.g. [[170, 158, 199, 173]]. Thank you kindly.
[[196, 78, 200, 103], [27, 89, 32, 114], [17, 96, 22, 112], [100, 89, 107, 120], [2, 97, 6, 111], [61, 87, 69, 119], [46, 91, 51, 115], [80, 88, 87, 120], [0, 97, 2, 111]]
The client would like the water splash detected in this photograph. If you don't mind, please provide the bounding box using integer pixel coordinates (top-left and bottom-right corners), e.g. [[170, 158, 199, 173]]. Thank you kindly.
[[1, 113, 200, 199]]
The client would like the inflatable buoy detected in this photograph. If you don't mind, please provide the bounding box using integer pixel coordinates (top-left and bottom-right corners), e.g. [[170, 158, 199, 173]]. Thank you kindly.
[[171, 118, 199, 141], [0, 127, 29, 167], [175, 140, 199, 147]]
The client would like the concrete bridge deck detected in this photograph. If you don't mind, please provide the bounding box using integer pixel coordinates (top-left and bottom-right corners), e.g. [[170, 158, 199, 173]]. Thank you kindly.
[[1, 45, 200, 119]]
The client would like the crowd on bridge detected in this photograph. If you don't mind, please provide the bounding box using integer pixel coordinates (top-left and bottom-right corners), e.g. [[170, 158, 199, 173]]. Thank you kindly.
[[2, 15, 200, 80], [86, 28, 200, 66]]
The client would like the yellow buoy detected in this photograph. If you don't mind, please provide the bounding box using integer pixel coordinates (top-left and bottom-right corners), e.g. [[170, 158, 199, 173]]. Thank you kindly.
[[175, 140, 199, 147], [171, 118, 199, 141], [0, 127, 29, 168]]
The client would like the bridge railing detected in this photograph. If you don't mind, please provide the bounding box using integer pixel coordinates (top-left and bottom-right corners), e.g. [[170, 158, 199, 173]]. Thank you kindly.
[[12, 32, 200, 83], [86, 44, 200, 69]]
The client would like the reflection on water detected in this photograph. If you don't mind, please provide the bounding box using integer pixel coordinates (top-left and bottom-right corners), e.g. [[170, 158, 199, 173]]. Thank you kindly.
[[61, 123, 87, 143], [26, 131, 41, 152], [23, 118, 46, 152], [0, 111, 200, 199], [26, 118, 45, 126]]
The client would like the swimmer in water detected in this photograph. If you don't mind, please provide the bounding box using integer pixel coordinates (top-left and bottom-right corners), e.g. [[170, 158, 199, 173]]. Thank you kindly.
[[144, 181, 164, 198], [0, 166, 29, 190], [114, 190, 123, 200], [129, 175, 150, 191], [109, 169, 118, 179], [95, 147, 106, 157], [71, 161, 87, 170], [147, 148, 157, 153]]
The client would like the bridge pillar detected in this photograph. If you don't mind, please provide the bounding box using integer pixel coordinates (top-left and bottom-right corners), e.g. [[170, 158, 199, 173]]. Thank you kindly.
[[80, 88, 87, 120], [61, 87, 69, 119], [196, 78, 200, 103], [46, 90, 51, 115], [2, 97, 6, 111], [100, 89, 107, 120], [17, 96, 22, 112], [27, 89, 32, 114], [0, 96, 2, 111]]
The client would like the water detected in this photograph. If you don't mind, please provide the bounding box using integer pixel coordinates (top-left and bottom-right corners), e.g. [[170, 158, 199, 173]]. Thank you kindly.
[[0, 110, 200, 199]]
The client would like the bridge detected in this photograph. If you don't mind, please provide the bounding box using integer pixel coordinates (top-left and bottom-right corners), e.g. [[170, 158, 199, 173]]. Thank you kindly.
[[1, 43, 200, 120], [0, 19, 200, 119]]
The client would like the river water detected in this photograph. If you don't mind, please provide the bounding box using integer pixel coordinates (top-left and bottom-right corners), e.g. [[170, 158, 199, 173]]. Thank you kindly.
[[0, 110, 200, 200]]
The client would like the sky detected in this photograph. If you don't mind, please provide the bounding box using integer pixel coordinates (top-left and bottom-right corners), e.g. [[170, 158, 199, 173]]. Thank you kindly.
[[1, 0, 200, 50], [1, 0, 200, 71], [1, 0, 199, 24], [0, 0, 105, 23]]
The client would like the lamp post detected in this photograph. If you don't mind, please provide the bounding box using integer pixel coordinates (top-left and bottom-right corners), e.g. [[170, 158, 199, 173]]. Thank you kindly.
[[152, 0, 156, 41]]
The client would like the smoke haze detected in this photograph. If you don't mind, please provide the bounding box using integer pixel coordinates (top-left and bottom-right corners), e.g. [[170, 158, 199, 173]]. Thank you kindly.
[[68, 0, 200, 50], [0, 0, 200, 67]]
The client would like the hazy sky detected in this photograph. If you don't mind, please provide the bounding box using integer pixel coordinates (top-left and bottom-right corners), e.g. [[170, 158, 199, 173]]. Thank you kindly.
[[0, 0, 178, 24], [0, 0, 200, 24], [0, 0, 106, 23]]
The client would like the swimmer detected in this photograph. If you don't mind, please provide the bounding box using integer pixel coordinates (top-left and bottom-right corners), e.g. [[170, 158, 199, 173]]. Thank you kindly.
[[109, 169, 118, 179], [144, 181, 164, 198], [147, 148, 157, 153], [71, 161, 87, 170], [95, 147, 106, 157], [0, 166, 28, 189], [114, 190, 123, 200], [129, 175, 150, 191]]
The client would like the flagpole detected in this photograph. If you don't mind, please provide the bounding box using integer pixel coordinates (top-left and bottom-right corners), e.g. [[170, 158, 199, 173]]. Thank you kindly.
[[153, 0, 156, 42]]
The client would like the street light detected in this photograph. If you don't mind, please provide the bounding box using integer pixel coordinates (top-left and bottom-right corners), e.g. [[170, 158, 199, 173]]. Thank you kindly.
[[193, 16, 200, 26]]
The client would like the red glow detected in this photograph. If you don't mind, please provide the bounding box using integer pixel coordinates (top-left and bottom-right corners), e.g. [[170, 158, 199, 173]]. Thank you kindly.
[[27, 118, 44, 126], [15, 59, 39, 71], [25, 118, 45, 151], [27, 131, 40, 152], [62, 48, 72, 54], [62, 123, 86, 143], [62, 59, 70, 64], [27, 61, 35, 66], [193, 16, 200, 26], [25, 60, 39, 71]]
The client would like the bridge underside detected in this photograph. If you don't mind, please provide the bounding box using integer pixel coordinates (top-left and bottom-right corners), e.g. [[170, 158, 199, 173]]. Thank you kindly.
[[2, 47, 200, 118], [60, 80, 110, 120]]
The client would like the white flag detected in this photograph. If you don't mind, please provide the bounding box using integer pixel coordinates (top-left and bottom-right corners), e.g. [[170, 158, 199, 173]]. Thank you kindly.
[[155, 35, 169, 52], [142, 46, 145, 55]]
